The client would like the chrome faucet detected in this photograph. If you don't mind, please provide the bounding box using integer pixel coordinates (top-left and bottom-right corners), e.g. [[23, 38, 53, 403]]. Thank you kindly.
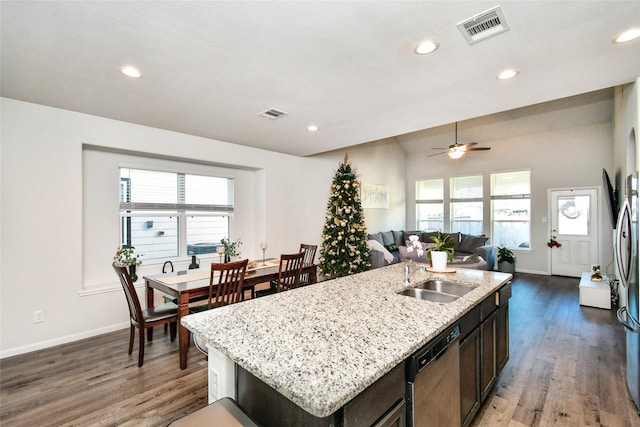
[[404, 262, 426, 286]]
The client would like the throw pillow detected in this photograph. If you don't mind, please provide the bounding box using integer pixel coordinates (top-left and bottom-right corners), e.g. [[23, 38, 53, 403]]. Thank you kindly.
[[367, 239, 394, 264], [381, 231, 395, 246], [458, 234, 489, 253], [385, 243, 398, 252]]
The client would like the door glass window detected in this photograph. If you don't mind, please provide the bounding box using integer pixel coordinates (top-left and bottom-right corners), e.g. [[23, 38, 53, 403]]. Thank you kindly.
[[557, 195, 589, 235]]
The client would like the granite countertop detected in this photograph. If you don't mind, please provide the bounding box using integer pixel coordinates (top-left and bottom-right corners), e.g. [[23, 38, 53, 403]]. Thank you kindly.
[[181, 263, 512, 418]]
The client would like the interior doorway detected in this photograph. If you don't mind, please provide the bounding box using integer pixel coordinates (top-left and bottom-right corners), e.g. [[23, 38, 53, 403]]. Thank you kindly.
[[549, 188, 599, 277]]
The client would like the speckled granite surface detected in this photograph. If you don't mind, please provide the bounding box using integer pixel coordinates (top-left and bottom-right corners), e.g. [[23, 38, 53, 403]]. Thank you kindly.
[[181, 262, 511, 418]]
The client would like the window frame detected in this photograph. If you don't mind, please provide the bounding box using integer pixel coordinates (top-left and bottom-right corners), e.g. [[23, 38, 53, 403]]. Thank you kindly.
[[415, 178, 444, 231], [119, 166, 235, 261], [490, 170, 531, 250], [449, 174, 484, 235]]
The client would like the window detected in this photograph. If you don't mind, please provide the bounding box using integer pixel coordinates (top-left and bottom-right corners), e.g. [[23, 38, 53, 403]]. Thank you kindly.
[[491, 170, 530, 249], [450, 175, 483, 235], [119, 168, 234, 260], [416, 178, 444, 231]]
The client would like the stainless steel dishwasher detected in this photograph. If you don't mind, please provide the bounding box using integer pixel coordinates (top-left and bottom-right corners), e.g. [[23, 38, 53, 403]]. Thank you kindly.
[[406, 324, 461, 427]]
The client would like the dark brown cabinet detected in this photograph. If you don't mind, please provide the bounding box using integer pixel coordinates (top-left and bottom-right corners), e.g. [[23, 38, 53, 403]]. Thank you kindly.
[[459, 281, 511, 427], [459, 327, 481, 427]]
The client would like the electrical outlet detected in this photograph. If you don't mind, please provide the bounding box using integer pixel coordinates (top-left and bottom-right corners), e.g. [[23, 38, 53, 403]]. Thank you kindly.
[[33, 310, 44, 323]]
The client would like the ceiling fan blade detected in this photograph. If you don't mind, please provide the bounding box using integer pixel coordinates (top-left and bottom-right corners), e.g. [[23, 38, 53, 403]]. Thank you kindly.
[[467, 147, 491, 151], [427, 151, 448, 157]]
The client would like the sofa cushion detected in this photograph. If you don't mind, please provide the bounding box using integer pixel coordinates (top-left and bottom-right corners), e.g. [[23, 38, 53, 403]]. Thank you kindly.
[[367, 232, 384, 246], [385, 243, 398, 252], [392, 230, 404, 247], [458, 234, 489, 253], [381, 231, 395, 246], [367, 240, 394, 264]]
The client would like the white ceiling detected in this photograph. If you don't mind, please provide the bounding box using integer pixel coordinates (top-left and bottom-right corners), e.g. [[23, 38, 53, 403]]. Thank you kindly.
[[2, 1, 639, 157]]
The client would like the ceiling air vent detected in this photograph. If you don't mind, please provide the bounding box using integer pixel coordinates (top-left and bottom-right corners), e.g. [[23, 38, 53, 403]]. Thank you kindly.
[[457, 6, 509, 45], [258, 108, 288, 120]]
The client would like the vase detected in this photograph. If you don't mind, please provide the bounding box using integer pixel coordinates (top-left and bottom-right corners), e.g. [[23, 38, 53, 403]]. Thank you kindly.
[[430, 251, 448, 271], [128, 265, 138, 282], [224, 253, 231, 263]]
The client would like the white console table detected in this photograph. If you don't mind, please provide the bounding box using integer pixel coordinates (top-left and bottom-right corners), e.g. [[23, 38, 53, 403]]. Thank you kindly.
[[579, 271, 611, 309]]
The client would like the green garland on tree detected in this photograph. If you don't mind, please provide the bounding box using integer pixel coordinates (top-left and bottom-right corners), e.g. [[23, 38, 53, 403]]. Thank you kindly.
[[319, 154, 371, 279]]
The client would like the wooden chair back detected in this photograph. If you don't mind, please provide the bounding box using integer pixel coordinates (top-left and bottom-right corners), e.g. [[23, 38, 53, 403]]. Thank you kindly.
[[113, 262, 144, 325], [275, 252, 305, 293], [299, 244, 317, 286], [208, 259, 248, 309]]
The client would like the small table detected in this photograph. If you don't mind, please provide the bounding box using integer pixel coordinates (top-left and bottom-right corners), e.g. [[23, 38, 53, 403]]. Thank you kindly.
[[579, 271, 611, 309], [144, 260, 318, 369]]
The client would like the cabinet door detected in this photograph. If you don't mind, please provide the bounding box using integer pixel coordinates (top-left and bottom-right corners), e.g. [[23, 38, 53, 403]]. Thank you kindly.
[[373, 400, 406, 427], [459, 328, 481, 427], [480, 310, 497, 401], [496, 302, 509, 373]]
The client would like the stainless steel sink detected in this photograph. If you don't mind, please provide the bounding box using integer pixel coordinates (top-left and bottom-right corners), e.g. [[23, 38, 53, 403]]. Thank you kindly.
[[398, 279, 475, 303], [398, 288, 461, 303], [416, 279, 474, 297]]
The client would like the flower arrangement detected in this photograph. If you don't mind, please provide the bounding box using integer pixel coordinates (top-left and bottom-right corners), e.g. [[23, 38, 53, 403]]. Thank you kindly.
[[220, 237, 242, 258], [114, 246, 142, 267], [406, 235, 425, 257]]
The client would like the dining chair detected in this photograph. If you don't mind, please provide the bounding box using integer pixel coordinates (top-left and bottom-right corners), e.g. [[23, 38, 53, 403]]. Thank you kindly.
[[299, 243, 317, 286], [255, 251, 305, 297], [112, 262, 178, 367], [190, 259, 248, 356], [190, 258, 249, 313]]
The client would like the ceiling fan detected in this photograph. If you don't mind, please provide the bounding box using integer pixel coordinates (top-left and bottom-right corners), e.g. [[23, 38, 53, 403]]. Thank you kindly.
[[428, 122, 491, 159]]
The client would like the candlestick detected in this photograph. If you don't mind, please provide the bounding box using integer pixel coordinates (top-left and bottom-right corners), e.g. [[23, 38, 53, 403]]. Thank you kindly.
[[216, 245, 225, 263], [260, 242, 268, 266]]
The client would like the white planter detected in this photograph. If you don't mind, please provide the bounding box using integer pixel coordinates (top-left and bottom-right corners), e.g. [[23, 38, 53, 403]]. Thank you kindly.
[[430, 251, 448, 271]]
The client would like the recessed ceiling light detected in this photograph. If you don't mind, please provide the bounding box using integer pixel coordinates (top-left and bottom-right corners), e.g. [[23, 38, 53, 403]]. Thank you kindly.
[[497, 69, 519, 80], [614, 28, 640, 43], [120, 66, 142, 78], [414, 40, 439, 55], [307, 125, 318, 132]]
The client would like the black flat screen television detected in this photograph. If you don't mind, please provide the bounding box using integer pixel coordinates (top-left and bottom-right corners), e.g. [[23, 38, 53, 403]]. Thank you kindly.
[[602, 168, 618, 228]]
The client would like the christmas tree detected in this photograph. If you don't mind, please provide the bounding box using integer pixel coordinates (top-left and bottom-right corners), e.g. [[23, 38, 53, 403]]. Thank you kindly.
[[319, 154, 371, 279]]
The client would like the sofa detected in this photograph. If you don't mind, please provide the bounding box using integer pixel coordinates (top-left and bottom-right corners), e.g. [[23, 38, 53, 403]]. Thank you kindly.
[[367, 230, 496, 271]]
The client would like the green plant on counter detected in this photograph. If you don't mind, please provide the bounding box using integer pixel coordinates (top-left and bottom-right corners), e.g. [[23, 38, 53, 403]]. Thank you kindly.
[[428, 230, 455, 261]]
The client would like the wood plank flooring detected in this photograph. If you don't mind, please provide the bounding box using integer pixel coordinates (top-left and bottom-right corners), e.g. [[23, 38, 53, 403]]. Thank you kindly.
[[472, 274, 639, 427], [1, 273, 639, 426]]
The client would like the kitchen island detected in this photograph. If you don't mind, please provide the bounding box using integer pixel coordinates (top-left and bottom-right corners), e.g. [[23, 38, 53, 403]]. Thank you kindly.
[[182, 262, 512, 426]]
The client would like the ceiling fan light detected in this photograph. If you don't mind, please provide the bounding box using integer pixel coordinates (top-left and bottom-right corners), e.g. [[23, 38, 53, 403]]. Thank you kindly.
[[614, 28, 640, 43], [448, 150, 465, 160]]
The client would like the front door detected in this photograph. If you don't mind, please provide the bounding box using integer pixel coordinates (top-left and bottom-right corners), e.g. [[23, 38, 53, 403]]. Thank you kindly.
[[549, 188, 599, 277]]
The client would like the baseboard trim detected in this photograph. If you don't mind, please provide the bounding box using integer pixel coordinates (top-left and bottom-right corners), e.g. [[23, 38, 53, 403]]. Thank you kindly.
[[0, 322, 129, 359]]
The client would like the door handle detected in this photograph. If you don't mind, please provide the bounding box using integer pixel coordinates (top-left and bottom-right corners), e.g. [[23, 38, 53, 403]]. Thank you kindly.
[[617, 306, 640, 333]]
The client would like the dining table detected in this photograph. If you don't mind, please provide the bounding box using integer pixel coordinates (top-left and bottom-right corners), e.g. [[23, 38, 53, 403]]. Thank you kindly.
[[144, 258, 318, 369]]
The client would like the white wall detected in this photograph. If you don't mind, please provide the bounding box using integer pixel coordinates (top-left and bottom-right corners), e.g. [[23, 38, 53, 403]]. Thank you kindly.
[[0, 98, 334, 357], [312, 138, 407, 233]]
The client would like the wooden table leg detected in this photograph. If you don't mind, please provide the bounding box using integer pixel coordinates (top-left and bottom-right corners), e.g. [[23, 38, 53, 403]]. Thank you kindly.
[[178, 294, 191, 370], [145, 279, 154, 342]]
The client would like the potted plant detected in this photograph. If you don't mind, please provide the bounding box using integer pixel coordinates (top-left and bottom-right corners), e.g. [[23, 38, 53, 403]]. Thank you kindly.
[[220, 237, 242, 262], [114, 246, 142, 281], [497, 246, 516, 273], [428, 231, 455, 271]]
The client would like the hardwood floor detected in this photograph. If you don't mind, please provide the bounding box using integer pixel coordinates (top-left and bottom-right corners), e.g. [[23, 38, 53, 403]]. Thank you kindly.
[[472, 274, 639, 427], [1, 273, 638, 426]]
